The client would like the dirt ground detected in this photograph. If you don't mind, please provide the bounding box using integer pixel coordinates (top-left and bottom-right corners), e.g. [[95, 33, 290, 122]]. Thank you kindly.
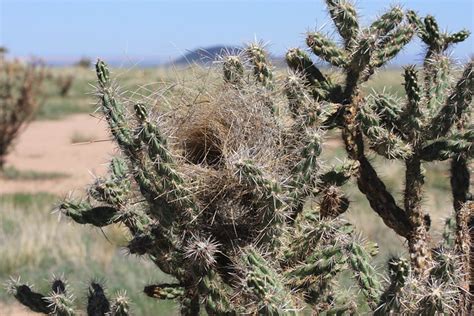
[[0, 303, 36, 316], [0, 114, 115, 195]]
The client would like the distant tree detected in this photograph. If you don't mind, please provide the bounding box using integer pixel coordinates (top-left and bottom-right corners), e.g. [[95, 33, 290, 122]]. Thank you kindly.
[[0, 59, 44, 169], [74, 57, 92, 69]]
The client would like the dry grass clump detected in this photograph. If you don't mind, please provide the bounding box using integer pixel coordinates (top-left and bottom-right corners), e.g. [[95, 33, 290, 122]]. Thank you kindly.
[[0, 58, 44, 169]]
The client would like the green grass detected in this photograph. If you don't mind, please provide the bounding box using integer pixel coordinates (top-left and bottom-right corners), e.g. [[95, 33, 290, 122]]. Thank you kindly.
[[1, 166, 69, 181], [363, 68, 406, 97], [0, 192, 179, 315], [70, 131, 96, 144]]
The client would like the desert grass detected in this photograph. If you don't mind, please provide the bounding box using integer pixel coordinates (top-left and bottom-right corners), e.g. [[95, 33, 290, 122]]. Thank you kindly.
[[70, 131, 96, 144], [0, 166, 68, 181], [0, 193, 179, 315]]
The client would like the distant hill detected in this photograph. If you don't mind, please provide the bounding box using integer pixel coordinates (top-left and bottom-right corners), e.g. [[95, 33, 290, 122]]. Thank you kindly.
[[168, 45, 288, 67], [169, 45, 242, 66]]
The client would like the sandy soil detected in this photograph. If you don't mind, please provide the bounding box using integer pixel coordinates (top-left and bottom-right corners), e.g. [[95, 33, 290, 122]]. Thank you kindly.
[[0, 114, 116, 195], [0, 302, 36, 316]]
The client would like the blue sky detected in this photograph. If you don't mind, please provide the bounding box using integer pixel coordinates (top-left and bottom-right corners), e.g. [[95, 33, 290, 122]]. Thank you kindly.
[[1, 0, 473, 65]]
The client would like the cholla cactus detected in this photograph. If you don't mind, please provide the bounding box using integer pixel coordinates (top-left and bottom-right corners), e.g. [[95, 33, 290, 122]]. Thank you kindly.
[[6, 276, 130, 316], [9, 1, 472, 315], [0, 58, 44, 169]]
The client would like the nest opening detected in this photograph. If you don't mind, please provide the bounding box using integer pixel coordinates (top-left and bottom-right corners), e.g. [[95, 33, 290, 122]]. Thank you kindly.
[[184, 129, 224, 167]]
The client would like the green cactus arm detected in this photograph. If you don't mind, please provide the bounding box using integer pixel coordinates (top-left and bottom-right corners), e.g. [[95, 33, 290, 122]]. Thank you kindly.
[[286, 245, 346, 279], [246, 43, 273, 89], [88, 158, 131, 206], [370, 25, 414, 69], [400, 66, 423, 139], [96, 60, 135, 152], [420, 129, 473, 161], [430, 248, 459, 283], [134, 103, 198, 217], [47, 295, 75, 316], [374, 257, 409, 315], [223, 55, 244, 86], [368, 94, 404, 135], [288, 130, 322, 216], [407, 10, 428, 39], [358, 103, 413, 159], [96, 59, 110, 88], [235, 160, 288, 246], [144, 283, 185, 300], [325, 0, 359, 47], [200, 271, 237, 315], [346, 242, 382, 310], [429, 60, 474, 138], [285, 216, 354, 262], [442, 216, 457, 247], [58, 200, 118, 227], [95, 60, 166, 210], [348, 33, 375, 74], [415, 14, 470, 60], [370, 6, 404, 36], [372, 131, 413, 160], [112, 208, 150, 236], [424, 54, 451, 111], [445, 29, 470, 45], [284, 71, 320, 124], [285, 48, 327, 85], [285, 47, 345, 104], [240, 248, 295, 315], [423, 15, 443, 50], [110, 156, 128, 177], [306, 32, 348, 68], [235, 160, 287, 221]]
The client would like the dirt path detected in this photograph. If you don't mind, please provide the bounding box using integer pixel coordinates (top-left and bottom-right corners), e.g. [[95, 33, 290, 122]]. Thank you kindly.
[[0, 302, 36, 316], [0, 114, 116, 195]]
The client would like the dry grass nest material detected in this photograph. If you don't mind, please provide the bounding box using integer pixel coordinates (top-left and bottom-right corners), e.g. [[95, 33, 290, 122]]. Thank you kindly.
[[137, 70, 301, 246]]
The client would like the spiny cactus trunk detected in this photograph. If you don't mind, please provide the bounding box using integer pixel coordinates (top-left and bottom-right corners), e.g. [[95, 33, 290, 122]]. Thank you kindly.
[[405, 158, 432, 274]]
